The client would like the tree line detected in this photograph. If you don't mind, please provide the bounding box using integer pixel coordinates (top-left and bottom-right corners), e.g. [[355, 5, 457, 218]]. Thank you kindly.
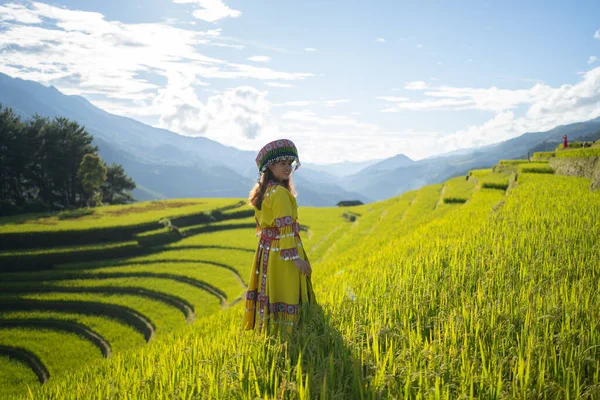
[[0, 104, 136, 216]]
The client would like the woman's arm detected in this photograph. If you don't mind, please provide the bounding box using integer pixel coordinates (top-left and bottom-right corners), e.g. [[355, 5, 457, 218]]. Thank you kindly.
[[271, 187, 302, 261]]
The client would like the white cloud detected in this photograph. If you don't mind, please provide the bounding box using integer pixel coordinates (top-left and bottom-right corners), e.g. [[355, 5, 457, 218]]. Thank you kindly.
[[5, 3, 600, 165], [270, 124, 441, 164], [265, 82, 294, 88], [274, 101, 314, 107], [263, 66, 600, 163], [589, 56, 598, 65], [274, 99, 351, 107], [248, 56, 271, 62], [0, 3, 42, 23], [376, 38, 385, 43], [595, 29, 600, 40], [281, 111, 362, 126], [405, 81, 429, 90], [207, 42, 244, 49], [156, 96, 408, 164], [438, 111, 522, 150], [159, 86, 269, 140], [377, 96, 409, 102], [416, 44, 423, 48], [99, 65, 600, 164], [390, 81, 556, 112], [324, 99, 351, 107], [304, 47, 316, 52], [172, 0, 241, 23], [0, 2, 311, 116], [387, 67, 600, 157]]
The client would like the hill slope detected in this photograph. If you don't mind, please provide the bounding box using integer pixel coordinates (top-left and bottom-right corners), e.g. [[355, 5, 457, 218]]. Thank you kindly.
[[0, 73, 370, 206], [12, 166, 600, 399], [345, 117, 600, 200]]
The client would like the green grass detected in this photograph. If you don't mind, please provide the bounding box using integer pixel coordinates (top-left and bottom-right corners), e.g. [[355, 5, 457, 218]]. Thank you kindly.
[[0, 329, 102, 398], [518, 163, 555, 174], [0, 311, 145, 353], [3, 166, 600, 398], [468, 168, 493, 178], [556, 141, 587, 150], [478, 170, 512, 190], [0, 198, 242, 233], [0, 355, 40, 399], [58, 277, 222, 317], [533, 151, 556, 158], [0, 198, 274, 398], [440, 176, 478, 205], [498, 159, 530, 165], [1, 293, 187, 335], [85, 254, 248, 299], [555, 147, 600, 158], [23, 169, 600, 399], [300, 205, 370, 264], [179, 222, 257, 250], [0, 276, 221, 320], [0, 241, 138, 257]]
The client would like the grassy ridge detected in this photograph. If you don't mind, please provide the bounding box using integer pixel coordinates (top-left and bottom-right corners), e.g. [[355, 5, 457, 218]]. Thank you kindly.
[[518, 163, 554, 174], [22, 170, 600, 399], [0, 356, 40, 399], [441, 176, 477, 205], [0, 197, 351, 398], [555, 148, 600, 158], [0, 312, 144, 353], [3, 165, 600, 398], [477, 170, 512, 190], [0, 329, 102, 399], [7, 293, 188, 334], [0, 199, 240, 233]]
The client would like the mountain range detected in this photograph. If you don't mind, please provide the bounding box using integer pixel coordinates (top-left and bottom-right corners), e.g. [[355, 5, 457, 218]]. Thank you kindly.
[[1, 72, 600, 205], [0, 72, 369, 206]]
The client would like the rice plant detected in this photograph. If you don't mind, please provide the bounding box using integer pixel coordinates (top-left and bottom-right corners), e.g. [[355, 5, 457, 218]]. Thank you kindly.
[[3, 165, 600, 399]]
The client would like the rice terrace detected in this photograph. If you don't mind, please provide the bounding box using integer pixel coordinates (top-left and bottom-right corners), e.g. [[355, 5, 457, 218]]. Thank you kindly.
[[3, 1, 600, 398], [1, 142, 600, 398]]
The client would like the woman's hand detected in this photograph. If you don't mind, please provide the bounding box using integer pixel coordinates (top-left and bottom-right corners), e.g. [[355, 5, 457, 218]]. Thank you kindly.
[[293, 258, 312, 276]]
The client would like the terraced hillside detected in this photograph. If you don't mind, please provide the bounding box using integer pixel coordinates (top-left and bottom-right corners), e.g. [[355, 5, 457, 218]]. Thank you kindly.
[[2, 160, 600, 399], [0, 194, 355, 398], [1, 200, 235, 396]]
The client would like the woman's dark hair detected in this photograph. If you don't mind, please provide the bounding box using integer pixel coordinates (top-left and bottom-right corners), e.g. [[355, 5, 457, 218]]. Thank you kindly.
[[248, 167, 296, 210]]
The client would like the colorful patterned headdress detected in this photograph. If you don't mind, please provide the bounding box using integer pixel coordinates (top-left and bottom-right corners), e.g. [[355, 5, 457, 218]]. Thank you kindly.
[[255, 139, 301, 173]]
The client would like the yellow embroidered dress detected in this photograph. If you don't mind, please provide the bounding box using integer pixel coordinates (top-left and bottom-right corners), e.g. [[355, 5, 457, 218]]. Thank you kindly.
[[242, 181, 315, 333]]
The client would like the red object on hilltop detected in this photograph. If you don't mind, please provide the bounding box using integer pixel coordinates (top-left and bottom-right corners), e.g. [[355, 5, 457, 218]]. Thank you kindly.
[[563, 135, 568, 149]]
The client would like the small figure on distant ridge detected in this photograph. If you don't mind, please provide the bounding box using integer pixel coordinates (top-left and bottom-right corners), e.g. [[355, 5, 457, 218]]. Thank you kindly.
[[242, 139, 315, 335], [563, 134, 568, 149]]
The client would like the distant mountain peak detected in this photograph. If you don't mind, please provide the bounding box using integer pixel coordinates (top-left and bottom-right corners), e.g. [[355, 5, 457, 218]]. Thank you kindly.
[[392, 153, 413, 161]]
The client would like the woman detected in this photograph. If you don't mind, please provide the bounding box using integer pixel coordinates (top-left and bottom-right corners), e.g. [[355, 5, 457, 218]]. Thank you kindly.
[[242, 139, 315, 334]]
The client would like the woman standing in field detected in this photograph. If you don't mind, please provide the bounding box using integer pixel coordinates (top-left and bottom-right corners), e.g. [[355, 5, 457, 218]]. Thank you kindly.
[[242, 139, 315, 334]]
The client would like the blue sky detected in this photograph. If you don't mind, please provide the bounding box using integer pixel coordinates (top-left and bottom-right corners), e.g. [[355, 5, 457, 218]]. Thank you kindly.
[[1, 0, 600, 164]]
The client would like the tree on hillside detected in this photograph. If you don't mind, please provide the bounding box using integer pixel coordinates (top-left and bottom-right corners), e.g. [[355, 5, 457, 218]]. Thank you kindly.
[[0, 105, 138, 215], [23, 115, 98, 208], [77, 154, 107, 207], [102, 163, 136, 205], [0, 106, 25, 205], [35, 116, 98, 207]]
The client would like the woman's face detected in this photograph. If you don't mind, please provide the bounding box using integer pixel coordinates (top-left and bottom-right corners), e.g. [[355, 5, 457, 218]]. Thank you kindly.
[[268, 158, 295, 181]]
